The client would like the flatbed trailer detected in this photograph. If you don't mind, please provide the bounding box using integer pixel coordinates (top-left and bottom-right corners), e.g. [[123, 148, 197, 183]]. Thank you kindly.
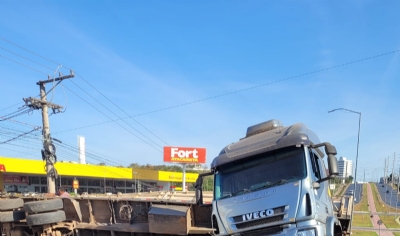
[[0, 191, 214, 236]]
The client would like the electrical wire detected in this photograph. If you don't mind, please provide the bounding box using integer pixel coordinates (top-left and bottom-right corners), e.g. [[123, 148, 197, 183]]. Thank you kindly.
[[2, 37, 400, 162], [0, 117, 39, 128], [75, 72, 170, 146], [62, 85, 162, 152], [0, 127, 40, 144], [0, 102, 25, 113], [0, 126, 132, 168], [1, 37, 168, 150], [68, 79, 163, 148], [0, 45, 55, 71], [0, 54, 49, 75], [55, 48, 400, 134], [1, 37, 60, 66], [0, 107, 33, 121]]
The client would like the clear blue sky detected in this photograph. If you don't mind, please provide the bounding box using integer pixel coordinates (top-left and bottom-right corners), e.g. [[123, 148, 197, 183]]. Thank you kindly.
[[1, 1, 399, 182]]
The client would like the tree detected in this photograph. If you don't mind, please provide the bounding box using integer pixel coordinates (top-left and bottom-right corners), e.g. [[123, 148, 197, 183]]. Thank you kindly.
[[128, 163, 140, 168], [98, 162, 106, 166]]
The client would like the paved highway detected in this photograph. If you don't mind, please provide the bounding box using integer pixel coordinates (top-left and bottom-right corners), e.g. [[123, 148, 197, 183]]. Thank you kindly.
[[345, 183, 363, 204], [375, 182, 400, 210]]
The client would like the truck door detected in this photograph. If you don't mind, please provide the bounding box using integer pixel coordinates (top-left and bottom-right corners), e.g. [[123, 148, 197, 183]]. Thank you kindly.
[[309, 149, 330, 223]]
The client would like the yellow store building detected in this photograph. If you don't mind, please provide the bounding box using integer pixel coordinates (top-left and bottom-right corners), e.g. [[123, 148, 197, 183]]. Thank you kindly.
[[0, 156, 199, 194]]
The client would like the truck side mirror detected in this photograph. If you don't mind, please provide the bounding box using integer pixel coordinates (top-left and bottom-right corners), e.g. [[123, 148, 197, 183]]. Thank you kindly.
[[324, 143, 339, 177], [327, 154, 339, 177], [195, 171, 213, 206], [311, 142, 339, 182], [195, 177, 203, 205]]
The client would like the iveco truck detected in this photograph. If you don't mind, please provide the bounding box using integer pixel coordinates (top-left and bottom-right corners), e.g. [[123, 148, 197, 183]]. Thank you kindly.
[[195, 119, 344, 236]]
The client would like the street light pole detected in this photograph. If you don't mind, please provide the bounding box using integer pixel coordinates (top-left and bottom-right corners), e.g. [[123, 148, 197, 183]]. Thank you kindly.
[[328, 108, 361, 234]]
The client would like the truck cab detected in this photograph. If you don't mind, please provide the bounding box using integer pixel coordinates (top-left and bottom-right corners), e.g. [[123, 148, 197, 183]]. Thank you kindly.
[[196, 119, 343, 236]]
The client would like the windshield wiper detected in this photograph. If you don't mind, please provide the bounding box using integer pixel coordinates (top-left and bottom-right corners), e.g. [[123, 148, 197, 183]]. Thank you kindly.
[[220, 179, 290, 199], [273, 179, 288, 186], [250, 179, 289, 192], [231, 189, 250, 196]]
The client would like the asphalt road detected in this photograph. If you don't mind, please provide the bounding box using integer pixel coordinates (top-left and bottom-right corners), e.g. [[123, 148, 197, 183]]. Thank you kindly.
[[375, 182, 400, 210], [345, 183, 363, 204]]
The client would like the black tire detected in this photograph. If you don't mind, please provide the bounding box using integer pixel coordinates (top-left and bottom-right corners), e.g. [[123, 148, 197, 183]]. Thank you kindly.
[[24, 199, 63, 214], [26, 211, 66, 226], [0, 198, 24, 210], [0, 210, 26, 222]]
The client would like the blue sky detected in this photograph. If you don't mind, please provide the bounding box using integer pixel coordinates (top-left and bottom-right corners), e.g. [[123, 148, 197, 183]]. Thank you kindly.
[[0, 1, 399, 182]]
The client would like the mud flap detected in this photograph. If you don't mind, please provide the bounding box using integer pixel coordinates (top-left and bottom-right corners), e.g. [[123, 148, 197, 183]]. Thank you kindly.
[[148, 204, 190, 235]]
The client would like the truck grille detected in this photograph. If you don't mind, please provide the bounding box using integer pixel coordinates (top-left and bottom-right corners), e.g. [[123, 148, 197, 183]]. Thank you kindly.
[[240, 225, 284, 236], [235, 215, 284, 229]]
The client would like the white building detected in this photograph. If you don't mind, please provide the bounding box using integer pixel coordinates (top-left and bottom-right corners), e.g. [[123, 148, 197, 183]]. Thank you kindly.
[[338, 156, 353, 179]]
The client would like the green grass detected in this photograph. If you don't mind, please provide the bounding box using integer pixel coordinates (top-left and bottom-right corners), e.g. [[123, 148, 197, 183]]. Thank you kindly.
[[377, 214, 400, 229], [351, 230, 378, 236], [349, 183, 400, 234], [354, 184, 369, 212], [371, 183, 400, 213], [352, 214, 373, 227]]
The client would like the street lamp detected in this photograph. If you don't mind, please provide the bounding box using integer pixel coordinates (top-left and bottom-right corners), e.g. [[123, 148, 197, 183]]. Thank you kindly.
[[328, 108, 361, 234]]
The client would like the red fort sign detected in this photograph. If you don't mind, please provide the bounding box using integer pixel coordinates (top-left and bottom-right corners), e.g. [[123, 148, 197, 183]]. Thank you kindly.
[[163, 146, 206, 164]]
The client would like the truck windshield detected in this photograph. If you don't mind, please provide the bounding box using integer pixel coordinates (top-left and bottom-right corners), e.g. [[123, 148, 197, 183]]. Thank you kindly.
[[214, 146, 306, 200]]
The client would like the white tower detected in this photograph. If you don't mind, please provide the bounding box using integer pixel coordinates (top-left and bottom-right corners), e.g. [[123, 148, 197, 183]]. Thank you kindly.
[[78, 136, 86, 164]]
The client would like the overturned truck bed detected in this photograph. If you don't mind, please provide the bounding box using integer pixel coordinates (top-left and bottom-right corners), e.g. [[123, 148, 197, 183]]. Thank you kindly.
[[0, 191, 214, 236], [333, 194, 354, 234]]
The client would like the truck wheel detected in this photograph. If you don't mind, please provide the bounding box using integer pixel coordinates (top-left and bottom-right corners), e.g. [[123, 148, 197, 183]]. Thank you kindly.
[[0, 210, 26, 222], [0, 199, 24, 210], [24, 199, 63, 213], [26, 211, 66, 226]]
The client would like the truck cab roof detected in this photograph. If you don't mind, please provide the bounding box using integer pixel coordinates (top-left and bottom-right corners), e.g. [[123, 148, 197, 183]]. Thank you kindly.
[[211, 119, 323, 169]]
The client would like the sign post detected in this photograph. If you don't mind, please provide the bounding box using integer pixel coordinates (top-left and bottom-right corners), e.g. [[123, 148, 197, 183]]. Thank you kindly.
[[377, 220, 382, 236], [163, 146, 206, 192], [73, 178, 79, 195]]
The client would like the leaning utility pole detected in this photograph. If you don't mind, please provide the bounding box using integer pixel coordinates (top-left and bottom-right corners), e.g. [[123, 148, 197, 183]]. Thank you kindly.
[[23, 71, 74, 194]]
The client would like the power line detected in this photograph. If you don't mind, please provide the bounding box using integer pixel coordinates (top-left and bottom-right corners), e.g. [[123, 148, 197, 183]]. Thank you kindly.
[[0, 54, 49, 75], [55, 48, 400, 134], [0, 45, 55, 72], [1, 36, 169, 149], [0, 127, 41, 144], [62, 85, 162, 152], [1, 37, 60, 66], [0, 126, 131, 168], [0, 106, 34, 121], [0, 102, 25, 112], [75, 72, 170, 146], [68, 80, 164, 148], [0, 117, 39, 128]]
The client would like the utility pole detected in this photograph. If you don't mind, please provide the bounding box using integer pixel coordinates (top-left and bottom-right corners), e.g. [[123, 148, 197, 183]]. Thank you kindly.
[[23, 71, 74, 194], [363, 168, 365, 183], [384, 158, 388, 184], [392, 153, 396, 187]]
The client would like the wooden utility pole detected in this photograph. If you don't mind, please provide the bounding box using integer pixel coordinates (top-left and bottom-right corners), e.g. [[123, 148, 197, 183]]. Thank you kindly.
[[23, 71, 74, 193]]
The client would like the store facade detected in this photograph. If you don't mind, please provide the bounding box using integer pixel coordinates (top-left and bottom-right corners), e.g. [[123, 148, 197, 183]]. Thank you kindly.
[[0, 157, 199, 194]]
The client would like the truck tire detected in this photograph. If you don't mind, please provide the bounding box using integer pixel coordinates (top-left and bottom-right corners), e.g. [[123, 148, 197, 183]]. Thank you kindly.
[[26, 211, 66, 226], [0, 210, 26, 222], [0, 199, 24, 210], [24, 199, 63, 214]]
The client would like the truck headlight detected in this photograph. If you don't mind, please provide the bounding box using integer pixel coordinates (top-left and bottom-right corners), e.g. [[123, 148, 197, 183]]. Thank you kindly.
[[297, 228, 316, 236]]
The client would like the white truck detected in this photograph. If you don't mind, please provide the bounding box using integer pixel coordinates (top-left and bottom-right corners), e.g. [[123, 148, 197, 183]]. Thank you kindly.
[[0, 119, 352, 236], [195, 119, 350, 236]]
